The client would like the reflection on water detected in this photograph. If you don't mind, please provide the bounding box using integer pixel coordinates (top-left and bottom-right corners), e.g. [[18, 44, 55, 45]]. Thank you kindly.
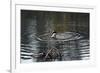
[[21, 33, 89, 63], [21, 10, 89, 63]]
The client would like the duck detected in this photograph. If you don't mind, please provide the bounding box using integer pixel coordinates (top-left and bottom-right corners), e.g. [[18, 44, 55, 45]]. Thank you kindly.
[[50, 31, 83, 41]]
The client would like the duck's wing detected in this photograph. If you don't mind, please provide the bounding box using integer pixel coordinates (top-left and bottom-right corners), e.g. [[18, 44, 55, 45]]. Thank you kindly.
[[56, 32, 83, 41]]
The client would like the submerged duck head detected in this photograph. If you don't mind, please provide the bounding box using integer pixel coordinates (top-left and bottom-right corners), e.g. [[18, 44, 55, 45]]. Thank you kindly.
[[51, 31, 57, 38]]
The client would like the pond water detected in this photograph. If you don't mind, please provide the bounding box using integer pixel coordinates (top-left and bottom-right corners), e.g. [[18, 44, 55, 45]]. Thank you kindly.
[[21, 32, 89, 63], [21, 10, 89, 63]]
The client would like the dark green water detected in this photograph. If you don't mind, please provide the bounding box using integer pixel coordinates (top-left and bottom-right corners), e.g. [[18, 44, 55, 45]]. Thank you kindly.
[[21, 10, 89, 63]]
